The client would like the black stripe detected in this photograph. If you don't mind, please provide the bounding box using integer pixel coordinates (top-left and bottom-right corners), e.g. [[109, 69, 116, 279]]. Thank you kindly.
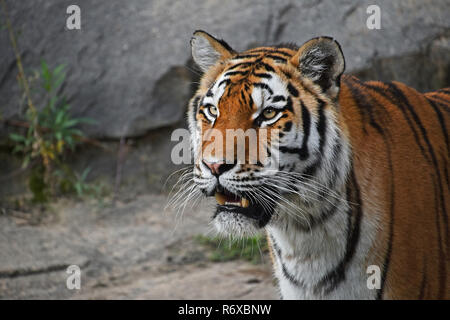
[[342, 78, 396, 299], [377, 204, 395, 300], [428, 94, 450, 110], [343, 78, 387, 136], [269, 235, 282, 258], [270, 236, 305, 289], [248, 94, 254, 109], [302, 159, 321, 179], [258, 62, 275, 72], [300, 101, 311, 159], [191, 96, 200, 117], [284, 96, 293, 112], [443, 152, 449, 189], [225, 70, 249, 77], [426, 97, 449, 156], [240, 91, 247, 105], [226, 62, 252, 71], [343, 79, 398, 300], [418, 258, 427, 299], [429, 100, 450, 115], [281, 70, 292, 79], [253, 82, 273, 95], [310, 198, 340, 230], [376, 83, 449, 299], [233, 53, 261, 59], [437, 88, 450, 94], [198, 109, 208, 119], [271, 50, 292, 57], [248, 48, 292, 57], [284, 121, 292, 131], [431, 176, 446, 299], [202, 103, 214, 108], [376, 82, 445, 300], [366, 82, 431, 162], [387, 84, 447, 235], [314, 167, 362, 295], [281, 262, 305, 288], [253, 72, 272, 79], [293, 196, 341, 232], [205, 89, 213, 97], [377, 132, 396, 300], [280, 102, 311, 160], [265, 54, 287, 63], [272, 95, 286, 103], [218, 78, 231, 88], [287, 82, 299, 97], [317, 99, 327, 154], [387, 83, 437, 162], [247, 48, 272, 54]]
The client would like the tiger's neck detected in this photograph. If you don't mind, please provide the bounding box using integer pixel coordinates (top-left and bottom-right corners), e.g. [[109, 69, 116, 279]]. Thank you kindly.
[[266, 110, 375, 299]]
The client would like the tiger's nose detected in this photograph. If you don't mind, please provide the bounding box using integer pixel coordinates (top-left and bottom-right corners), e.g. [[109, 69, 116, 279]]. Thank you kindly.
[[202, 160, 236, 176]]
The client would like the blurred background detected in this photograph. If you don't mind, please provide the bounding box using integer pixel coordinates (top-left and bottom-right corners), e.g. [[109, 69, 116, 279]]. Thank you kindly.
[[0, 0, 448, 299]]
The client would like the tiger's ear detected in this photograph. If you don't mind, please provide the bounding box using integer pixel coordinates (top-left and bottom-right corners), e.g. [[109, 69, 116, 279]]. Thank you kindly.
[[290, 37, 345, 98], [191, 30, 236, 72]]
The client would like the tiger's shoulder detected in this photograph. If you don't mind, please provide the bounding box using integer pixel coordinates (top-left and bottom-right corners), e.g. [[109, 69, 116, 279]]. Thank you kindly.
[[337, 75, 449, 299]]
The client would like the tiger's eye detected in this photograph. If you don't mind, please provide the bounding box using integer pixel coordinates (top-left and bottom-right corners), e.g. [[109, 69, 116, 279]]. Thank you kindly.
[[209, 105, 218, 116], [263, 108, 277, 119]]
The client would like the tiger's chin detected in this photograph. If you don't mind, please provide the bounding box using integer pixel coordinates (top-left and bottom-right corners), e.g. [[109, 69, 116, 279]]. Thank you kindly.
[[211, 189, 274, 236]]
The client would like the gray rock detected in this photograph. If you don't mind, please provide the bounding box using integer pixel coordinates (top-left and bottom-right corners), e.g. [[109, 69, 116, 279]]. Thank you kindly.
[[0, 194, 277, 299], [1, 0, 449, 139], [0, 223, 89, 278]]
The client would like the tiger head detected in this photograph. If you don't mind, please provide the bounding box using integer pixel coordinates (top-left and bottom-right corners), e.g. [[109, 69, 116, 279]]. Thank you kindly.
[[187, 30, 350, 236]]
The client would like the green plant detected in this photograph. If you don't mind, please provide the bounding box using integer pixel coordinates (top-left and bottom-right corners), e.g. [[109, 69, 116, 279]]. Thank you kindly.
[[195, 234, 269, 265], [73, 167, 92, 197], [72, 168, 107, 199], [10, 62, 94, 167], [53, 165, 109, 202], [8, 61, 96, 202], [2, 2, 100, 203]]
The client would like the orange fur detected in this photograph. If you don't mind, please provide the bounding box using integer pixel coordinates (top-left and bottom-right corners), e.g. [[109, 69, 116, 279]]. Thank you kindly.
[[339, 77, 449, 299], [190, 34, 449, 299]]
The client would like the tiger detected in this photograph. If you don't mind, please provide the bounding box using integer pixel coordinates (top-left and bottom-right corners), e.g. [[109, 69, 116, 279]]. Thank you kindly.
[[186, 30, 449, 299]]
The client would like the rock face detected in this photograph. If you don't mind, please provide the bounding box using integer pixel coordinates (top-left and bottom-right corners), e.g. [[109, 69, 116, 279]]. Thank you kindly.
[[1, 0, 449, 139], [0, 0, 449, 197]]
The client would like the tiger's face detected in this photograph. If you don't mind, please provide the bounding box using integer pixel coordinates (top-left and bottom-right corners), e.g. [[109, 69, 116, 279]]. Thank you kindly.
[[187, 31, 347, 236]]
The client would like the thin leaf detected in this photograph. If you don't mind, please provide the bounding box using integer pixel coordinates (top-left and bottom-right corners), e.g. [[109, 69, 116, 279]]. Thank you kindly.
[[62, 119, 79, 128], [67, 128, 84, 137], [9, 133, 26, 142], [55, 109, 65, 125], [22, 155, 31, 169], [53, 64, 65, 76], [81, 167, 91, 181]]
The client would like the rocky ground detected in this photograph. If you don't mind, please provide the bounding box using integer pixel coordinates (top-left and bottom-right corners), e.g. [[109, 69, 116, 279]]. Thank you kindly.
[[0, 193, 278, 299]]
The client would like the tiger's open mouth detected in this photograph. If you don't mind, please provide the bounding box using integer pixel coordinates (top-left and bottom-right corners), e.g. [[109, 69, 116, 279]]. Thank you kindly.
[[215, 189, 250, 207], [212, 186, 273, 228]]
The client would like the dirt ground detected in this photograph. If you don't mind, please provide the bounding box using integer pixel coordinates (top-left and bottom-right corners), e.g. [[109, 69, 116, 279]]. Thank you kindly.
[[0, 193, 278, 299]]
